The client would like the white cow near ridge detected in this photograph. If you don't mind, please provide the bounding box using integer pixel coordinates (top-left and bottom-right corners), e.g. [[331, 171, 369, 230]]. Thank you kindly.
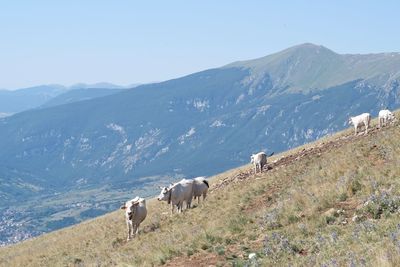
[[251, 151, 273, 174], [349, 113, 371, 135], [192, 176, 209, 205], [379, 109, 395, 128], [157, 179, 194, 214], [120, 197, 147, 241]]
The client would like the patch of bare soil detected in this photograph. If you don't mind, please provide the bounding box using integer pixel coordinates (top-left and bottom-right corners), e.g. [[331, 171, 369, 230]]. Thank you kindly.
[[211, 125, 386, 193], [163, 252, 224, 267]]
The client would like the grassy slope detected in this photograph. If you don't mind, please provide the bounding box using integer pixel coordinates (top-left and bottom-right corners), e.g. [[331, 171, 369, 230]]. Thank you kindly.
[[2, 115, 400, 266]]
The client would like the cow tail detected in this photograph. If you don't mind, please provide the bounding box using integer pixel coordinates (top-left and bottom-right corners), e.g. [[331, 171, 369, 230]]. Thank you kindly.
[[268, 152, 274, 157], [203, 180, 209, 188]]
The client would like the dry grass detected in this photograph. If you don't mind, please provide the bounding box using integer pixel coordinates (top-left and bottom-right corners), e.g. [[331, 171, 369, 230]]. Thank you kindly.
[[1, 114, 400, 266]]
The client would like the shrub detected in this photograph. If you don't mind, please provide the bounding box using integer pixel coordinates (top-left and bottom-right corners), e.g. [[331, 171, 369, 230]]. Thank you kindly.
[[362, 191, 400, 219], [325, 216, 336, 225], [348, 179, 362, 195], [215, 246, 225, 255], [264, 232, 299, 260], [339, 192, 348, 202], [287, 214, 300, 224]]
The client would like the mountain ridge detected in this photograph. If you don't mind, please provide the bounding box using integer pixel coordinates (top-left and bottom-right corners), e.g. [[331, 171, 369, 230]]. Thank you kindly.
[[226, 43, 400, 94]]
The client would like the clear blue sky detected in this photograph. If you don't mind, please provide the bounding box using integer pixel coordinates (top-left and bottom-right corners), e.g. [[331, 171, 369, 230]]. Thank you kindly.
[[1, 1, 399, 89]]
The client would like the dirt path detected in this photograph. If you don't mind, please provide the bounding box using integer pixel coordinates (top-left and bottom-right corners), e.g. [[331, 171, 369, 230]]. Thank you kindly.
[[211, 123, 391, 193]]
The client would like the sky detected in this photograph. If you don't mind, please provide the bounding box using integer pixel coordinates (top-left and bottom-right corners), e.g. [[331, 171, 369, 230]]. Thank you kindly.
[[0, 1, 399, 89]]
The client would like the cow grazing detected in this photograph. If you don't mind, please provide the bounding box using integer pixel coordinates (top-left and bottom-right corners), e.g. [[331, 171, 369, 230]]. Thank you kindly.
[[192, 176, 209, 205], [251, 151, 273, 174], [379, 109, 395, 128], [157, 179, 194, 214], [348, 113, 371, 135], [120, 197, 147, 241]]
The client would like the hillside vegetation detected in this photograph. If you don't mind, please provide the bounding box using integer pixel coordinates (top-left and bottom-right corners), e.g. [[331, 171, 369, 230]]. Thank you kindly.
[[1, 113, 400, 266]]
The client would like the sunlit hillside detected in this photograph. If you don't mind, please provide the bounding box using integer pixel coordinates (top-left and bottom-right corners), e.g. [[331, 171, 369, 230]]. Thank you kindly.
[[1, 113, 400, 266]]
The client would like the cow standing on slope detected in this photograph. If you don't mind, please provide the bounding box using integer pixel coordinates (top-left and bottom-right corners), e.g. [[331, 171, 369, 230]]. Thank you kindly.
[[251, 151, 274, 174], [120, 197, 147, 241], [157, 179, 194, 214], [379, 109, 395, 128], [349, 113, 371, 135], [192, 176, 209, 205]]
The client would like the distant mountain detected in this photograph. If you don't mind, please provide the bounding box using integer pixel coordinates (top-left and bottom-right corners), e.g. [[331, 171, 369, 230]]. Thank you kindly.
[[0, 85, 67, 115], [1, 43, 400, 245], [68, 82, 132, 90], [41, 88, 124, 108], [0, 83, 138, 115], [227, 43, 400, 94]]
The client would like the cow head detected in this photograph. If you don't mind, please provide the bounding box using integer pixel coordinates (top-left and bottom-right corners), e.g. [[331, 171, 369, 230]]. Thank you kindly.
[[121, 198, 140, 220], [157, 186, 171, 202], [250, 154, 255, 164], [348, 117, 353, 125]]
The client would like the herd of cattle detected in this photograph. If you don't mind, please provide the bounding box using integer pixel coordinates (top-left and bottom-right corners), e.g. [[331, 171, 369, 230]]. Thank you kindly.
[[120, 177, 209, 240], [349, 108, 395, 135], [120, 108, 396, 241]]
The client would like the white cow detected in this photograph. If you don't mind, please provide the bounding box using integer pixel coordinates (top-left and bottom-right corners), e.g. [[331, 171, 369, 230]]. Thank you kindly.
[[120, 197, 147, 241], [192, 176, 209, 205], [379, 109, 395, 128], [157, 179, 194, 214], [251, 151, 273, 174], [348, 113, 371, 135]]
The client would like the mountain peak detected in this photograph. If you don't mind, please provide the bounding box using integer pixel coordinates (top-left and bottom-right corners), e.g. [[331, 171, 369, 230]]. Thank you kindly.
[[284, 43, 336, 55], [225, 43, 400, 93]]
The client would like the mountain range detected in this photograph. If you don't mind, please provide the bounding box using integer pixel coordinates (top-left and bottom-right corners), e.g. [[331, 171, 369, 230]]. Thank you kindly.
[[1, 43, 400, 245], [0, 83, 137, 116]]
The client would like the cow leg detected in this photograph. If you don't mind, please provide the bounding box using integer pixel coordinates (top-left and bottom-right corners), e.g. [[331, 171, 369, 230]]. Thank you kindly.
[[171, 203, 175, 214], [135, 225, 139, 235], [132, 224, 138, 236], [179, 202, 183, 213], [126, 220, 132, 241]]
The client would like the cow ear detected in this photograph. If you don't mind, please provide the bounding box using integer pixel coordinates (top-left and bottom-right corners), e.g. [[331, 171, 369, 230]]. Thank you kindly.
[[159, 186, 164, 189], [120, 205, 126, 210]]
